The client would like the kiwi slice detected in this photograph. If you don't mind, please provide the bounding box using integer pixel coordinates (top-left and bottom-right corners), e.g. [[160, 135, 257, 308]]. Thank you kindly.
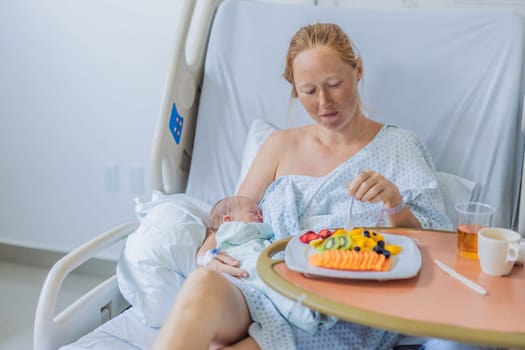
[[320, 236, 340, 251], [337, 234, 353, 250]]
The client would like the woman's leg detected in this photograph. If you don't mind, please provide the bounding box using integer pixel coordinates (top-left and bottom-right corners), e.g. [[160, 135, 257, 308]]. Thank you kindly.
[[422, 339, 499, 350], [218, 337, 260, 350], [152, 268, 253, 350]]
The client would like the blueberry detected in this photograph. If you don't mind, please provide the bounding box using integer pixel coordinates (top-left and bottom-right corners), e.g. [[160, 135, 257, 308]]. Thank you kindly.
[[373, 245, 383, 254], [363, 230, 370, 238], [377, 240, 385, 248], [354, 246, 361, 252], [383, 250, 391, 258]]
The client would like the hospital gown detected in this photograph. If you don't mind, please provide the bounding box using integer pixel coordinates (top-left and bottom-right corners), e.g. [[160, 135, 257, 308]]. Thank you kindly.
[[232, 125, 452, 350]]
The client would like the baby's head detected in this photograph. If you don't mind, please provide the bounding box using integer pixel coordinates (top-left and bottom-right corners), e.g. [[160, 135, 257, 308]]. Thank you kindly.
[[210, 196, 262, 231]]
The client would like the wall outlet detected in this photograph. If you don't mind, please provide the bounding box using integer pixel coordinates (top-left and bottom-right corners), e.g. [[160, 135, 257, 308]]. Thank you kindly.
[[104, 164, 120, 192], [128, 164, 144, 194]]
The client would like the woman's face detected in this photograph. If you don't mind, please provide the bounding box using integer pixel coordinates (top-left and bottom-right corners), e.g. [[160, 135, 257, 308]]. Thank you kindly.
[[292, 45, 361, 130]]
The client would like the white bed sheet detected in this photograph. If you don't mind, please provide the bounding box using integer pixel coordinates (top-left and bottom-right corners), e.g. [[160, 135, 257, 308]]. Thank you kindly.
[[60, 308, 157, 350]]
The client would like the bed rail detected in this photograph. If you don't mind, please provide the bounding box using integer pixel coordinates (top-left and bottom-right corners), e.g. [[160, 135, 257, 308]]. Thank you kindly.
[[34, 222, 138, 350], [35, 1, 225, 348], [150, 0, 224, 195]]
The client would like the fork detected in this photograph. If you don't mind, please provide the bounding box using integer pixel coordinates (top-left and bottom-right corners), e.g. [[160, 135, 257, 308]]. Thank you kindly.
[[345, 196, 356, 232], [345, 168, 361, 232]]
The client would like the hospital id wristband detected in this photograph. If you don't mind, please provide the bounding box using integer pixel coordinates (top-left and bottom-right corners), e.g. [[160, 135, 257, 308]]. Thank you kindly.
[[376, 198, 405, 226], [382, 198, 405, 215], [196, 248, 220, 267]]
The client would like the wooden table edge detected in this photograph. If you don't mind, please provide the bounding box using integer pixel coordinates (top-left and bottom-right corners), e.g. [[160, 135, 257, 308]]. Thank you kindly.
[[257, 228, 525, 349]]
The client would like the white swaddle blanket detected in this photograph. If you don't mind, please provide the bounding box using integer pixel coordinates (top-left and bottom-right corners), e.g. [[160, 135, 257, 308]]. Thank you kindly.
[[215, 222, 274, 289]]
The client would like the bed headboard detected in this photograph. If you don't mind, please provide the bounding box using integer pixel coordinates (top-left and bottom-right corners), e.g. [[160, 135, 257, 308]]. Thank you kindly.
[[156, 0, 525, 232]]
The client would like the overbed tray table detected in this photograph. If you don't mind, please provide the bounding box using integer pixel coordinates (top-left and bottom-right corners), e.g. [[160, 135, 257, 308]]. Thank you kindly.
[[257, 228, 525, 348]]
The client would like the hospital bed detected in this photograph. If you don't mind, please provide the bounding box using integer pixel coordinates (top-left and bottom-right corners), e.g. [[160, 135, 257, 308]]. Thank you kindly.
[[34, 0, 525, 349]]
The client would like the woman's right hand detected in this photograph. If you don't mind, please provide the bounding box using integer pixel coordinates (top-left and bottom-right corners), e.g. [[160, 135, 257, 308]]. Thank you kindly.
[[204, 251, 249, 278]]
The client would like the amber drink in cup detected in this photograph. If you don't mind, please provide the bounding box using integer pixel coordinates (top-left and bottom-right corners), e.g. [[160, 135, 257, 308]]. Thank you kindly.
[[454, 202, 495, 259]]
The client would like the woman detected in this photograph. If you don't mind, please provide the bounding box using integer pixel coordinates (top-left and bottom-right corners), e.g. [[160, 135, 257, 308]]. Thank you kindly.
[[152, 23, 450, 350]]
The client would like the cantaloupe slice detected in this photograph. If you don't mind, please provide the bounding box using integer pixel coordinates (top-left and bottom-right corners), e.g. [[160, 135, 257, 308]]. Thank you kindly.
[[308, 250, 393, 271]]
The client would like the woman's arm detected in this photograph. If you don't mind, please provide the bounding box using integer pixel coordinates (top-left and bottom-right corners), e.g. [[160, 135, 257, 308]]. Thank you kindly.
[[237, 131, 282, 201], [197, 229, 249, 278], [348, 170, 421, 228], [383, 202, 421, 228], [196, 228, 217, 257]]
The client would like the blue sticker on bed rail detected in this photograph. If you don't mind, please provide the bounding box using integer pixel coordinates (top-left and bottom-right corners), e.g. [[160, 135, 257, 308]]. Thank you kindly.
[[169, 103, 184, 144]]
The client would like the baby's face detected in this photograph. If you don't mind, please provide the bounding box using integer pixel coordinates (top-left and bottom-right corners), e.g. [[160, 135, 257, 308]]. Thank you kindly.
[[233, 198, 263, 223]]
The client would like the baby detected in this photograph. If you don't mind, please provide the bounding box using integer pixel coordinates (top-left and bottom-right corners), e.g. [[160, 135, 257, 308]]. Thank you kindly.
[[202, 195, 337, 335], [210, 195, 264, 229], [205, 195, 274, 289]]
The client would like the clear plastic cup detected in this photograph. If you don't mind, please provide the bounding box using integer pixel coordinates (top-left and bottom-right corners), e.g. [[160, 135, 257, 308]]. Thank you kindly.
[[455, 202, 495, 259]]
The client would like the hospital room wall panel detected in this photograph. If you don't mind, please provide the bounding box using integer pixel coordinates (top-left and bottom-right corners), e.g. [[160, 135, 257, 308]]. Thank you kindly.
[[0, 0, 184, 261]]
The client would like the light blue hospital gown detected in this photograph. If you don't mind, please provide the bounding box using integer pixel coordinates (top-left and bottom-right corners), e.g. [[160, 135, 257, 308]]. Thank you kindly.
[[232, 125, 452, 350]]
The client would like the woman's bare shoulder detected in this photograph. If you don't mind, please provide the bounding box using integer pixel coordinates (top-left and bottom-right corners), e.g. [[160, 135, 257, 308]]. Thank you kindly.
[[264, 125, 312, 148]]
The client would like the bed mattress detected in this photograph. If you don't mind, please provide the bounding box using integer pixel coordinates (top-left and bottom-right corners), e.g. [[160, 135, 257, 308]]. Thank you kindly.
[[59, 308, 157, 350]]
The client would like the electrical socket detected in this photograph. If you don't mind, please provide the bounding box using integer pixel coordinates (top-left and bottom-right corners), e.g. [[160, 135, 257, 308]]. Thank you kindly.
[[128, 164, 144, 194], [104, 164, 120, 192]]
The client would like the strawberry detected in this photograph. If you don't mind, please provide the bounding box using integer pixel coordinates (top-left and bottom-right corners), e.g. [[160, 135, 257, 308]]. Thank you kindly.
[[318, 229, 333, 239], [299, 231, 320, 244]]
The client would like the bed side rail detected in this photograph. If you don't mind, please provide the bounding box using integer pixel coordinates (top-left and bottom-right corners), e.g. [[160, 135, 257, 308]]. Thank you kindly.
[[150, 0, 224, 195], [34, 222, 138, 350]]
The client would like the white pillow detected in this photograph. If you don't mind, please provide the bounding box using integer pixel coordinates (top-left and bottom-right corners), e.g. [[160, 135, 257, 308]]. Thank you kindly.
[[136, 190, 212, 227], [116, 193, 212, 327], [235, 120, 478, 225], [436, 171, 478, 224], [235, 119, 278, 193]]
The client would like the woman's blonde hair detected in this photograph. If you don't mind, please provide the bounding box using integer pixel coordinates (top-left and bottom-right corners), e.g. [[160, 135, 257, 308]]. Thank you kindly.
[[283, 23, 360, 98]]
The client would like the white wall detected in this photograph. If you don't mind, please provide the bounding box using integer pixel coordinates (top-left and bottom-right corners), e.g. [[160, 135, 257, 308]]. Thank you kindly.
[[0, 0, 182, 259]]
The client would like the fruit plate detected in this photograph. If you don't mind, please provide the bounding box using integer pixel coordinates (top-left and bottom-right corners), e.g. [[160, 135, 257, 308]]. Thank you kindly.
[[285, 232, 422, 280]]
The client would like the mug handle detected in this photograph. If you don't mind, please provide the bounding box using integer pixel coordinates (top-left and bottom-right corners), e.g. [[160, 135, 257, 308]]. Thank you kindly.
[[506, 242, 520, 263]]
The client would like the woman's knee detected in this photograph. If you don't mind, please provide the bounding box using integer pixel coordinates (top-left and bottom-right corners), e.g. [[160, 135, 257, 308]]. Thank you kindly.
[[181, 268, 245, 310], [183, 268, 229, 296], [173, 268, 236, 327], [182, 268, 253, 344], [184, 267, 217, 287]]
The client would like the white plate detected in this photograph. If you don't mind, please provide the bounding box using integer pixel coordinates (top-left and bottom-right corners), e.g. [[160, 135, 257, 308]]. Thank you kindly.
[[285, 231, 422, 280]]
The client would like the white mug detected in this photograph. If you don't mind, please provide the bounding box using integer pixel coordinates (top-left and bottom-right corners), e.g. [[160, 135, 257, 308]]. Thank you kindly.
[[477, 228, 521, 276]]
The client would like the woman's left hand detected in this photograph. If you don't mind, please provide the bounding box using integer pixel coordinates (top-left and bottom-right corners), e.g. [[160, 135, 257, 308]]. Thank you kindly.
[[203, 251, 250, 278], [347, 169, 403, 209]]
